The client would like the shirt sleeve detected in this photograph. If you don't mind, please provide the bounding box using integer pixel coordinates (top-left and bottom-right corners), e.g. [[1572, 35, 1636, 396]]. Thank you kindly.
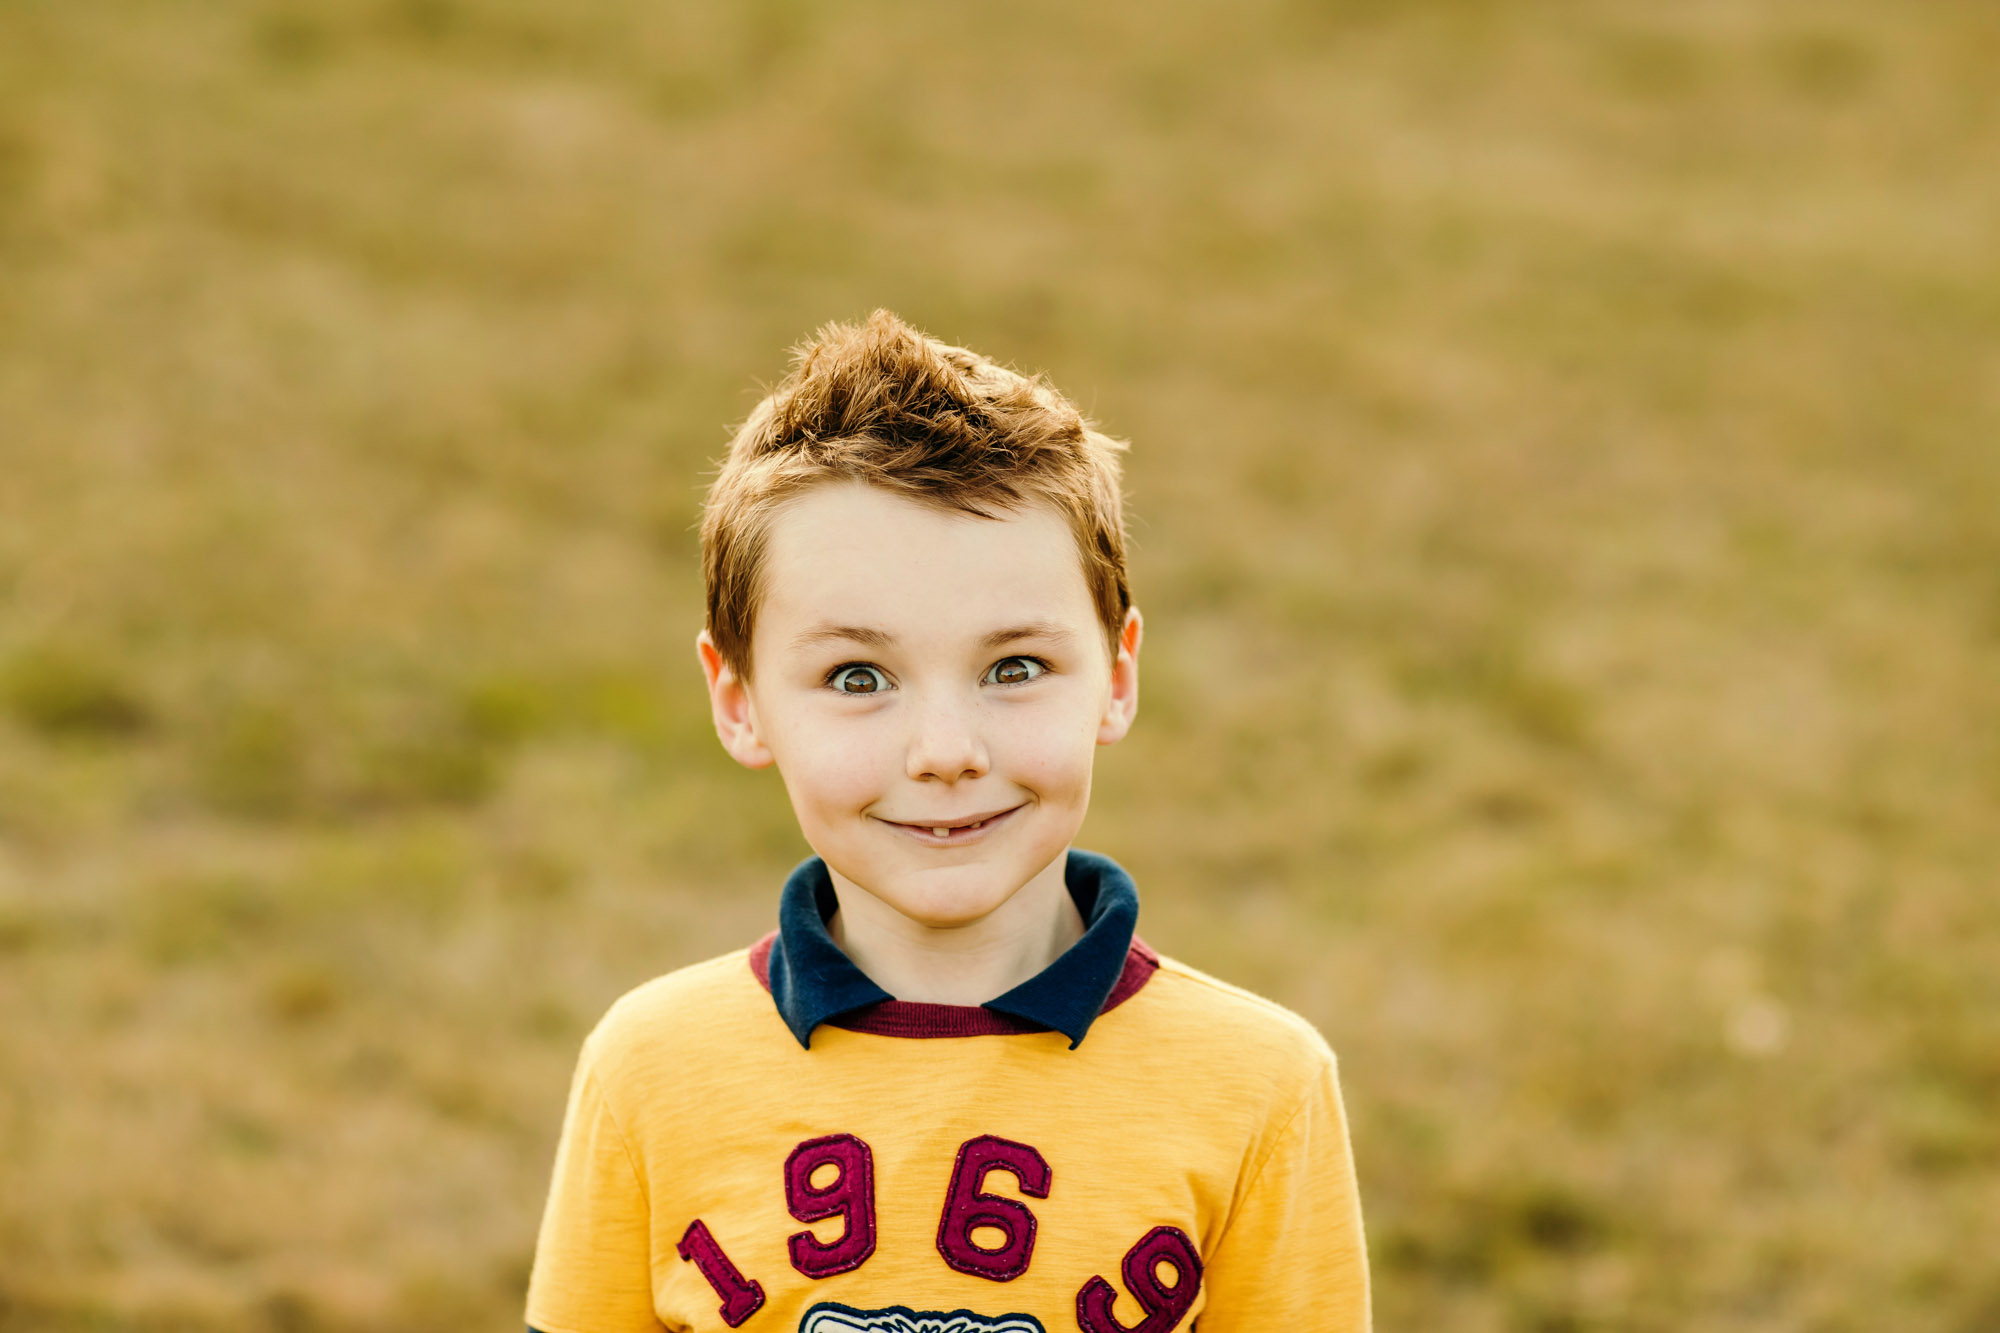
[[1196, 1049, 1371, 1332], [525, 1040, 667, 1333]]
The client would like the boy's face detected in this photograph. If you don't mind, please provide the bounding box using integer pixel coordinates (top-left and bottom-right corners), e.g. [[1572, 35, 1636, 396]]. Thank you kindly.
[[699, 481, 1141, 931]]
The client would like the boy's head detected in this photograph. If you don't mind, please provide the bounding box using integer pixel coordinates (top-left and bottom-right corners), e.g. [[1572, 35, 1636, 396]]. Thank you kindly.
[[699, 310, 1132, 682], [696, 311, 1142, 929]]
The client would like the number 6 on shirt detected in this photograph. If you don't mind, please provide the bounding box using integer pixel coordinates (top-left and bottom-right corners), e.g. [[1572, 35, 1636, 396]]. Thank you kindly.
[[935, 1134, 1052, 1281]]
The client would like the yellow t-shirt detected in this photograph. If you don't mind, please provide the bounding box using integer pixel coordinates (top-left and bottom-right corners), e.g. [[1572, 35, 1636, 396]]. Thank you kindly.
[[526, 933, 1369, 1332]]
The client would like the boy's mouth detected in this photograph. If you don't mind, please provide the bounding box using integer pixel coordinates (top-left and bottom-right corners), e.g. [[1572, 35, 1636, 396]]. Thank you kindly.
[[879, 804, 1024, 844]]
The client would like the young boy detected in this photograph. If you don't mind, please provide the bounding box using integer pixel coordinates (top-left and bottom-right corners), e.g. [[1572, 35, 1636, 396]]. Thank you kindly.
[[525, 312, 1369, 1333]]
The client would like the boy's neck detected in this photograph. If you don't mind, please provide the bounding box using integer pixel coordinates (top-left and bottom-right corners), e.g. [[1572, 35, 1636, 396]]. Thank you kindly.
[[825, 855, 1087, 1006]]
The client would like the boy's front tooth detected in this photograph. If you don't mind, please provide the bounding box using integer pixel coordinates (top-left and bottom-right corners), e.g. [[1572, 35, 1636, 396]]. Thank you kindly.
[[933, 827, 949, 838]]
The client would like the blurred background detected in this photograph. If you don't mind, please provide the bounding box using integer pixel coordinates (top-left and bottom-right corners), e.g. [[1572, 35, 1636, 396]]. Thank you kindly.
[[2, 0, 1996, 1329]]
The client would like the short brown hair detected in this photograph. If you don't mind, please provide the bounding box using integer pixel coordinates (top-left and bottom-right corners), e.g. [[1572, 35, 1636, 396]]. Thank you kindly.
[[700, 310, 1132, 678]]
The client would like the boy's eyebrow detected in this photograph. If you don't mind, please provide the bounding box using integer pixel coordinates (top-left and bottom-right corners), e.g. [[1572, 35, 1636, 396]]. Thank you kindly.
[[981, 622, 1077, 650], [791, 624, 895, 652]]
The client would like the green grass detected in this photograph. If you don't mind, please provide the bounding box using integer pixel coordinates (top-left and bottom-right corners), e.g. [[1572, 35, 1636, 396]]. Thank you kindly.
[[3, 0, 1998, 1328]]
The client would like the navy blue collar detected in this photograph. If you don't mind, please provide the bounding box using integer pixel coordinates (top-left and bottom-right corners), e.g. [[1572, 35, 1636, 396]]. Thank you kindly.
[[766, 849, 1140, 1050]]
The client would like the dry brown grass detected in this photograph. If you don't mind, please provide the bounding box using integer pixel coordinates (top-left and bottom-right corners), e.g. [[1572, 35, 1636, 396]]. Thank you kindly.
[[2, 0, 1997, 1329]]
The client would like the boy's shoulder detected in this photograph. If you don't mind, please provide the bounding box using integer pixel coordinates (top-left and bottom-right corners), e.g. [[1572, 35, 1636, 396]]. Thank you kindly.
[[1137, 950, 1338, 1070], [577, 946, 777, 1078], [1091, 949, 1342, 1133]]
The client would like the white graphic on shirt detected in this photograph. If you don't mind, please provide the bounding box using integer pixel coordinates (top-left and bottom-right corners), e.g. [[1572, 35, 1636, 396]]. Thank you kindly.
[[799, 1301, 1045, 1333]]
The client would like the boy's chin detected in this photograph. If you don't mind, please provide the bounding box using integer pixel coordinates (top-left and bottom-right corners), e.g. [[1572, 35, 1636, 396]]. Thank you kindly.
[[850, 850, 1068, 931]]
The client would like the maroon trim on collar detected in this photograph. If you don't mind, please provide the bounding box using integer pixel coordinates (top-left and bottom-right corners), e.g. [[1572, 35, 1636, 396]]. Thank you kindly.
[[747, 932, 1160, 1040], [1101, 936, 1161, 1013], [749, 930, 777, 986], [832, 1002, 1049, 1039]]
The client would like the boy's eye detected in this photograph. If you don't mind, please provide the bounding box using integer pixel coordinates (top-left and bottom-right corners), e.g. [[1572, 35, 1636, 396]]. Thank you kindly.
[[985, 656, 1046, 687], [829, 665, 889, 694]]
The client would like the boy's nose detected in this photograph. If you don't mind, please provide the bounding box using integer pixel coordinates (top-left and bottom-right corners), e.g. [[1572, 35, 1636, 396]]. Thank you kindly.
[[905, 698, 990, 783]]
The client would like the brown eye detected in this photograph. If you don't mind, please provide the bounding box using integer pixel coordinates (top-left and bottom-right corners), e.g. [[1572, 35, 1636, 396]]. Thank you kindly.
[[986, 657, 1044, 686], [831, 666, 887, 694]]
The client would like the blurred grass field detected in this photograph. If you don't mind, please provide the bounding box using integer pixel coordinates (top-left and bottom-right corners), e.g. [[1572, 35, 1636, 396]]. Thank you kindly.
[[2, 0, 1998, 1329]]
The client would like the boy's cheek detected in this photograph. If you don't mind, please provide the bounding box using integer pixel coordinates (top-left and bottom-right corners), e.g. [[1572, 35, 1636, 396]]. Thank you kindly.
[[1004, 749, 1094, 811], [1004, 713, 1104, 779], [764, 712, 881, 786], [793, 752, 893, 819]]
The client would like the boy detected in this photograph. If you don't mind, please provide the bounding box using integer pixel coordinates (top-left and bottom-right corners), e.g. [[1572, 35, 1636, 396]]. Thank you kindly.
[[525, 311, 1369, 1332]]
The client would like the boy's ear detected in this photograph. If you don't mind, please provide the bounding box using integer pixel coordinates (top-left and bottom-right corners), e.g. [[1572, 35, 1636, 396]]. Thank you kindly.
[[697, 630, 774, 770], [1096, 606, 1143, 746]]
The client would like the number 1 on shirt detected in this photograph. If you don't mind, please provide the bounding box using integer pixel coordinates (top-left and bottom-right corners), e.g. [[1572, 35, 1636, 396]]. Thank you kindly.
[[677, 1219, 766, 1327]]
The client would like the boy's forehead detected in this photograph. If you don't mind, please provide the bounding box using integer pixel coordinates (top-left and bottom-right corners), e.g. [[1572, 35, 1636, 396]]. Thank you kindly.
[[756, 482, 1097, 647]]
